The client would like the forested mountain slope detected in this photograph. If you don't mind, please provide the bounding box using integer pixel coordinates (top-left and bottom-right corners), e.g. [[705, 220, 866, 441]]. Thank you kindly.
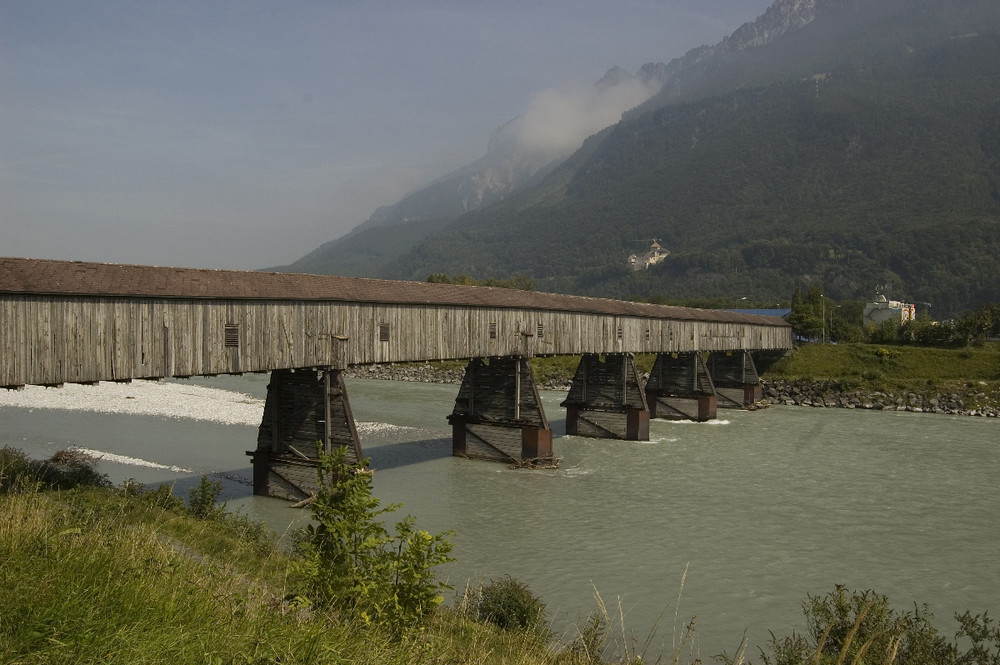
[[274, 0, 842, 278], [382, 0, 1000, 317]]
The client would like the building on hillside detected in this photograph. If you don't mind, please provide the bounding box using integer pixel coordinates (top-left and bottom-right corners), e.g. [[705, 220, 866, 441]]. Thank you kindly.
[[628, 240, 670, 271], [863, 295, 916, 326]]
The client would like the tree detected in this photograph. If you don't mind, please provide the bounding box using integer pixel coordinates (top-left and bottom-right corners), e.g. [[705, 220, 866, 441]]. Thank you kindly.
[[788, 286, 825, 341], [955, 305, 998, 346], [290, 447, 454, 633]]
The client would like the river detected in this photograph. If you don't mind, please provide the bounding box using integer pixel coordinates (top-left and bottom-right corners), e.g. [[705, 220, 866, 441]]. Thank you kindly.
[[2, 375, 997, 660]]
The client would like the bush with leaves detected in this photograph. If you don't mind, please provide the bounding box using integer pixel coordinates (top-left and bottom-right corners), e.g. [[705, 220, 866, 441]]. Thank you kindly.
[[290, 446, 454, 634], [569, 611, 609, 664], [0, 446, 110, 493], [458, 575, 549, 636], [187, 475, 226, 521], [724, 586, 1000, 665], [953, 611, 1000, 665]]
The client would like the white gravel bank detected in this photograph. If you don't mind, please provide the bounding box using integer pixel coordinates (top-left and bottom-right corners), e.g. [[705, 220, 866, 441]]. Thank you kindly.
[[0, 380, 264, 426], [0, 380, 414, 436]]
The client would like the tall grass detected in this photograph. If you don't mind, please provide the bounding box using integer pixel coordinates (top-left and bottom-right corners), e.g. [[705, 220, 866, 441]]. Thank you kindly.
[[1, 490, 309, 663], [0, 482, 606, 664]]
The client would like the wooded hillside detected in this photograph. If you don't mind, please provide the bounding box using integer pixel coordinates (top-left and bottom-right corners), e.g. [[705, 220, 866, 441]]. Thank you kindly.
[[281, 0, 1000, 319], [382, 18, 1000, 318]]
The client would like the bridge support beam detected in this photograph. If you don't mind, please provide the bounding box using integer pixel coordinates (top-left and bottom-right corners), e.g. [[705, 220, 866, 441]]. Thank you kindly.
[[709, 350, 764, 408], [448, 357, 555, 466], [561, 353, 649, 440], [247, 368, 363, 500], [644, 352, 718, 422]]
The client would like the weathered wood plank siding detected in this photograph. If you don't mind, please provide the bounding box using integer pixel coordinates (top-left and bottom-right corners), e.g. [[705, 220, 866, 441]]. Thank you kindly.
[[2, 295, 792, 387], [1, 258, 792, 388]]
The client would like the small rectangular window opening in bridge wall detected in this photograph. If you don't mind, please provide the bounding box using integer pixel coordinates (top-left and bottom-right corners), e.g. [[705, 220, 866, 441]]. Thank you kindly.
[[379, 323, 390, 342], [645, 328, 651, 342], [224, 324, 240, 348], [617, 325, 624, 341], [489, 322, 498, 340], [536, 323, 544, 339]]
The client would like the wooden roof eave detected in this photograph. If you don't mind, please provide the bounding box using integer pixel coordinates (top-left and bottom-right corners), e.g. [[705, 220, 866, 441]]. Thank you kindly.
[[0, 256, 791, 328]]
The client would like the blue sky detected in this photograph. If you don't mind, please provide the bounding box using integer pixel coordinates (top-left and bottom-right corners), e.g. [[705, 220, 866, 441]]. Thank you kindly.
[[1, 1, 773, 270]]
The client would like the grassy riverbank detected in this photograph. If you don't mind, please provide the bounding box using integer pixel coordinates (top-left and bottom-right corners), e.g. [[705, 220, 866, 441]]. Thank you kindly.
[[5, 449, 999, 665], [762, 342, 1000, 387], [6, 481, 999, 665], [759, 342, 1000, 413], [0, 483, 592, 665]]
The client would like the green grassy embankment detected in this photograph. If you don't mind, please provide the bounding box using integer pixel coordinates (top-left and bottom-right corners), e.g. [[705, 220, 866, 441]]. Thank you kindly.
[[1, 447, 635, 665], [759, 342, 1000, 412], [762, 342, 1000, 386], [0, 484, 600, 665]]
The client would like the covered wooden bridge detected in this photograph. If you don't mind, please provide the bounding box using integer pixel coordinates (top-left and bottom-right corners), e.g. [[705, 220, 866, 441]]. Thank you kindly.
[[1, 257, 793, 499]]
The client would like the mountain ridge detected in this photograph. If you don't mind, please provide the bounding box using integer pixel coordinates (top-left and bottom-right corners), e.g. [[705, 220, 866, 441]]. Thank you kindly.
[[272, 0, 826, 277], [277, 0, 1000, 318]]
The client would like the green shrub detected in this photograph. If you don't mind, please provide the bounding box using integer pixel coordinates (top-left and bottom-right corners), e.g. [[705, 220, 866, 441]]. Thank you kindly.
[[954, 610, 1000, 665], [465, 576, 549, 635], [0, 446, 110, 493], [290, 446, 454, 634], [736, 586, 981, 665], [186, 476, 225, 521], [569, 611, 609, 664], [862, 369, 885, 382]]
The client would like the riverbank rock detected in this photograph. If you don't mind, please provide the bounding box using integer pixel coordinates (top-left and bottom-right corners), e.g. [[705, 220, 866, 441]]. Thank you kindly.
[[345, 363, 466, 385], [344, 363, 573, 391], [344, 365, 1000, 417], [762, 379, 1000, 417]]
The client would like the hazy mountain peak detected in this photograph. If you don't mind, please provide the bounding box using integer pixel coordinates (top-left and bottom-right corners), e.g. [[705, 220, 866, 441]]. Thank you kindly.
[[596, 65, 635, 90], [280, 0, 999, 293], [337, 63, 660, 240], [630, 0, 826, 103], [374, 0, 1000, 317], [278, 0, 839, 276], [728, 0, 820, 49]]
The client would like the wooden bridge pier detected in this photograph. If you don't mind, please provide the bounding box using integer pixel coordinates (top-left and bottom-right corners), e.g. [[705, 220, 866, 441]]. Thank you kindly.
[[448, 357, 554, 465], [709, 350, 763, 408], [247, 368, 363, 500], [561, 354, 649, 440], [644, 352, 718, 422]]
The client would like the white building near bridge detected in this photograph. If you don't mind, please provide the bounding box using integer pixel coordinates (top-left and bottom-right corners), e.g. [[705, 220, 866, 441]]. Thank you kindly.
[[864, 295, 916, 326]]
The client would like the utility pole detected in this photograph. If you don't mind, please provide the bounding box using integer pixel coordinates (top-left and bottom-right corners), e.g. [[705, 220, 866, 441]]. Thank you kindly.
[[821, 294, 826, 344]]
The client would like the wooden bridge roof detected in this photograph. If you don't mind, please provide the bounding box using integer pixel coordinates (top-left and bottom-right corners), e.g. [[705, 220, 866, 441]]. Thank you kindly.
[[1, 256, 789, 327]]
